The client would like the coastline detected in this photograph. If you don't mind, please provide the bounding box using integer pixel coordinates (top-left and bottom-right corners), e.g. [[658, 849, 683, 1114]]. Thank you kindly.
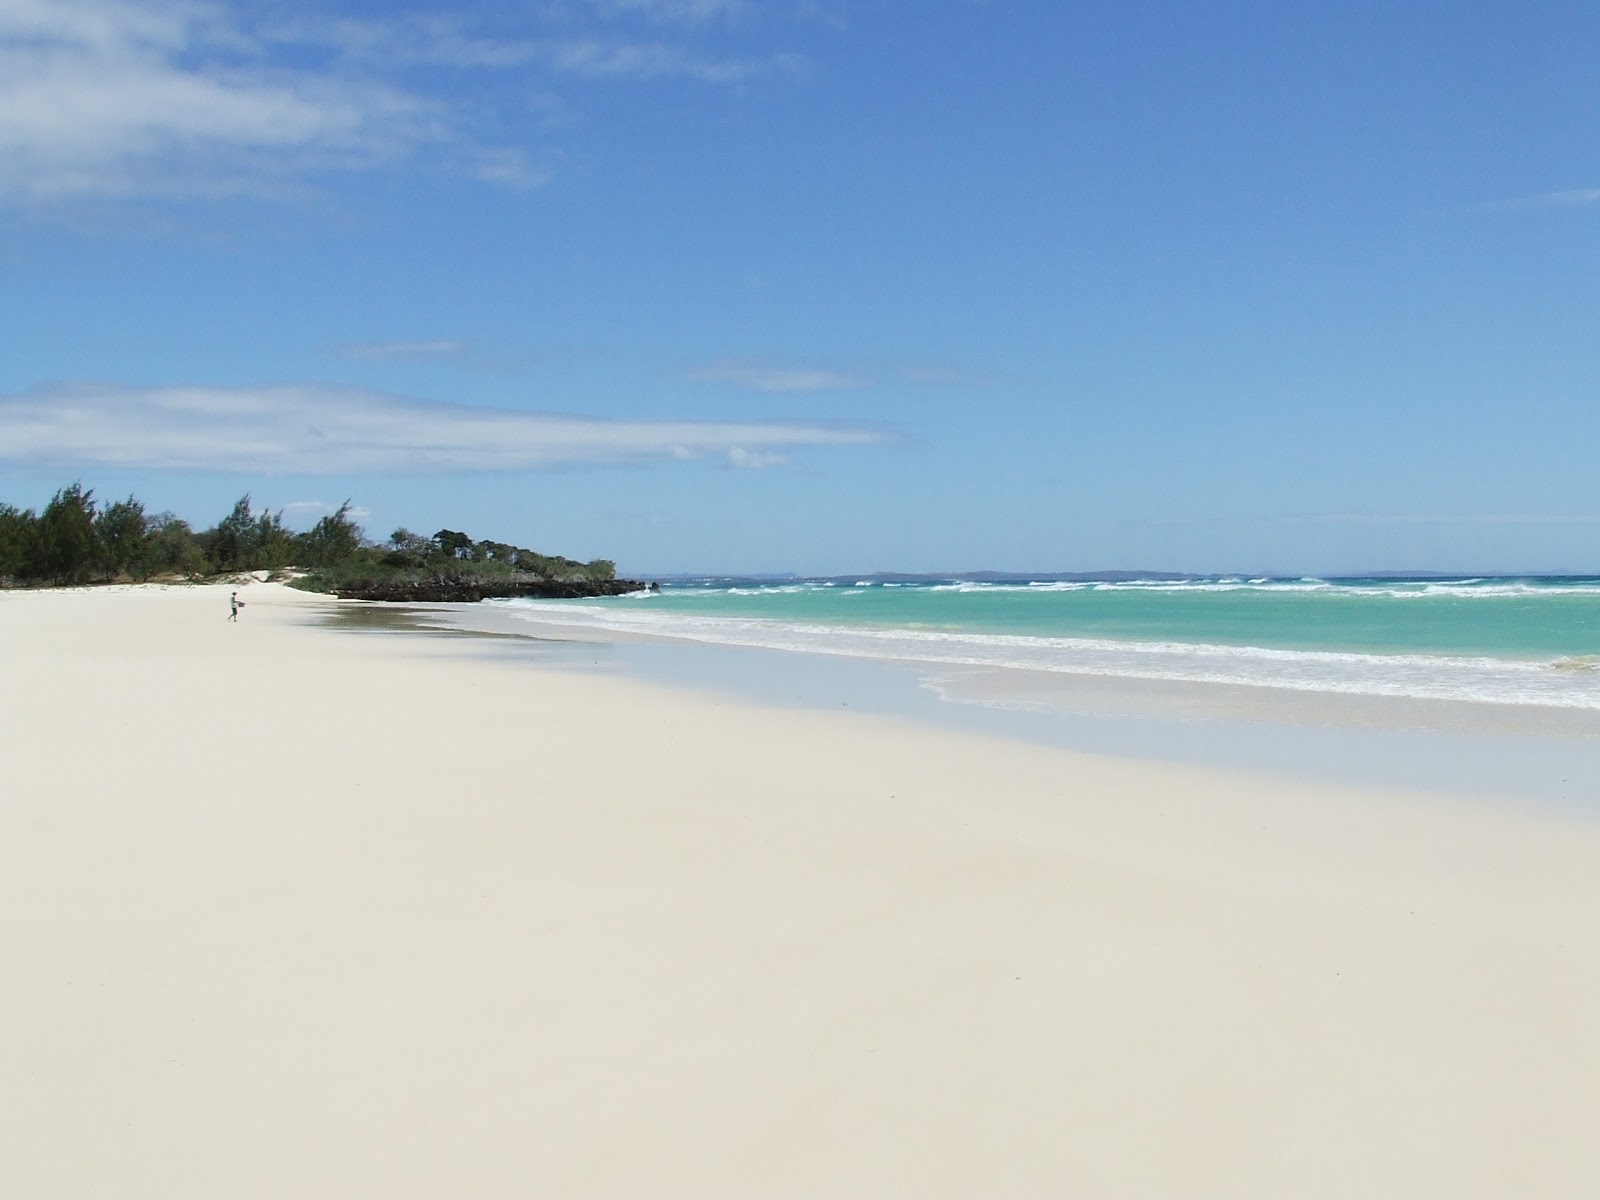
[[364, 593, 1600, 809], [6, 581, 1600, 1197]]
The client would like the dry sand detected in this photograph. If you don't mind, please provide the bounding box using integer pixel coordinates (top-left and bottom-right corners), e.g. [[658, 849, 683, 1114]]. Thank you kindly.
[[3, 581, 1598, 1198]]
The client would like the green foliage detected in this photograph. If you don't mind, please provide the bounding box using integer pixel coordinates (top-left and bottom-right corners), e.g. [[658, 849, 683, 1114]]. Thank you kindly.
[[1, 483, 625, 591], [386, 528, 436, 567], [206, 494, 257, 571], [515, 550, 591, 581], [34, 483, 99, 585], [200, 494, 296, 573], [434, 529, 472, 559], [0, 503, 37, 582], [95, 495, 150, 580], [145, 513, 207, 578], [254, 509, 296, 571], [297, 501, 364, 567], [472, 539, 500, 562]]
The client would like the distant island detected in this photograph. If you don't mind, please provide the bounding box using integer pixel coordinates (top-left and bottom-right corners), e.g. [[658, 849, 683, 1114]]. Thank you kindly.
[[0, 483, 643, 600]]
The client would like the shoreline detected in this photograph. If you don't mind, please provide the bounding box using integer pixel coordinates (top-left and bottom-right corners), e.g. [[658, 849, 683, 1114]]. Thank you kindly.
[[340, 592, 1600, 809], [464, 577, 1600, 714], [6, 581, 1600, 1196]]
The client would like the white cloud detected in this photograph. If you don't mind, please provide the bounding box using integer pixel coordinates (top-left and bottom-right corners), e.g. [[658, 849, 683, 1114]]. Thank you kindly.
[[545, 39, 799, 83], [466, 146, 553, 188], [0, 381, 892, 472], [292, 14, 544, 69], [0, 0, 799, 204], [1485, 186, 1600, 211], [897, 363, 1013, 387], [278, 499, 337, 517], [276, 498, 372, 527], [1290, 513, 1600, 526], [288, 14, 797, 82], [726, 446, 785, 468], [685, 360, 868, 393], [683, 356, 1010, 393], [1153, 512, 1600, 528], [589, 0, 748, 24], [327, 339, 470, 361], [0, 0, 451, 201]]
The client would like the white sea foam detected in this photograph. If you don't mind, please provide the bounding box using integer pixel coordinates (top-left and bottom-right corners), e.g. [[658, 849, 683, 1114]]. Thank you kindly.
[[492, 599, 1600, 710], [674, 577, 1600, 601]]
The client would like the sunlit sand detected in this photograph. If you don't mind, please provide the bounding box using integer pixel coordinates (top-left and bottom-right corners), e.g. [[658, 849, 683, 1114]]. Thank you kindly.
[[4, 582, 1598, 1197]]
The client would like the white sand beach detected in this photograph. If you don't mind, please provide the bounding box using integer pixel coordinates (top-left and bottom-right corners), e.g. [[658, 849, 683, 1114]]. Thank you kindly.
[[4, 581, 1599, 1198]]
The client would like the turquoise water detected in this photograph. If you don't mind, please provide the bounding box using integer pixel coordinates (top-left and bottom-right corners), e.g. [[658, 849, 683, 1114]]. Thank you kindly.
[[498, 577, 1600, 709]]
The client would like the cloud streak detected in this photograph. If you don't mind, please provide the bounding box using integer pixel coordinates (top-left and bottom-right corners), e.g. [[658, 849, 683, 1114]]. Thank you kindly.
[[726, 446, 785, 468], [685, 361, 869, 393], [277, 498, 372, 527], [1291, 512, 1600, 526], [293, 14, 799, 82], [326, 339, 470, 362], [0, 0, 448, 201], [588, 0, 748, 25], [1483, 186, 1600, 211], [0, 0, 806, 203], [544, 39, 801, 84], [1150, 512, 1600, 528], [0, 381, 893, 473], [682, 357, 1014, 394]]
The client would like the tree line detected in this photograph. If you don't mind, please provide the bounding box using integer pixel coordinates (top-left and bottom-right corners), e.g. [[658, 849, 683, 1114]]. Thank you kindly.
[[0, 484, 615, 588]]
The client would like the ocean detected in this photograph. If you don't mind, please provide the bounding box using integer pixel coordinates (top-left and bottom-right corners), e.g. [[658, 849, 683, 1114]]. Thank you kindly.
[[494, 576, 1600, 711]]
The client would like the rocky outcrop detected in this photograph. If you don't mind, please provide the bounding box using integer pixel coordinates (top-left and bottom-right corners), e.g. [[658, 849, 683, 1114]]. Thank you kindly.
[[330, 577, 647, 602]]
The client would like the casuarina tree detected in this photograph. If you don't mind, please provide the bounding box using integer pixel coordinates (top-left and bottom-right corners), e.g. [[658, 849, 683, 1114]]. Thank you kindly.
[[208, 495, 257, 571], [34, 484, 98, 584], [95, 495, 150, 580], [296, 501, 364, 567], [0, 503, 37, 582]]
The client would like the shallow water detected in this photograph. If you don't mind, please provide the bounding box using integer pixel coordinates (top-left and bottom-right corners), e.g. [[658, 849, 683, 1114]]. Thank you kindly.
[[493, 576, 1600, 711], [320, 598, 1600, 813]]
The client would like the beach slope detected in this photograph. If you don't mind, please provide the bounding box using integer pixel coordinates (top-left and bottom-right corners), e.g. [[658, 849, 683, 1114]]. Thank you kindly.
[[3, 582, 1598, 1197]]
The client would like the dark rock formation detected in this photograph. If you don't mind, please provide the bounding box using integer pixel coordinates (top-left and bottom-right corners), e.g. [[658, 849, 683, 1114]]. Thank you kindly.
[[330, 576, 647, 603]]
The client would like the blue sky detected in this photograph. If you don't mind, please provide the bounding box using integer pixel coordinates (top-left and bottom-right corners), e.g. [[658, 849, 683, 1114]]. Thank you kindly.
[[2, 0, 1598, 575]]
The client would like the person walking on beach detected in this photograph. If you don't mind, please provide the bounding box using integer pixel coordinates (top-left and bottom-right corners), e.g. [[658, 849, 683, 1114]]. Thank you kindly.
[[229, 591, 244, 622]]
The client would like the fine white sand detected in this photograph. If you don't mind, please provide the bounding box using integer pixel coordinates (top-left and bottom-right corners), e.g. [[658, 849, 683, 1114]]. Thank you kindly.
[[4, 581, 1599, 1198]]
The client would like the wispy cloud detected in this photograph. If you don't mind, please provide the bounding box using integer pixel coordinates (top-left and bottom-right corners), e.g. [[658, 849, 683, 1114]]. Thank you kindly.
[[0, 0, 450, 202], [465, 146, 553, 188], [322, 337, 549, 376], [726, 446, 785, 468], [589, 0, 749, 25], [895, 362, 1017, 387], [1482, 186, 1600, 211], [545, 39, 800, 83], [683, 356, 1013, 393], [326, 339, 470, 362], [277, 498, 372, 527], [0, 381, 893, 473], [1290, 512, 1600, 526], [0, 0, 807, 205], [1150, 512, 1600, 528], [685, 360, 869, 393], [290, 13, 796, 82]]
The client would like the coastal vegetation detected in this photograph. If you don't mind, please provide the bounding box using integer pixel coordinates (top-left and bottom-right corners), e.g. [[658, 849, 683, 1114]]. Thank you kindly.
[[0, 483, 629, 598]]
